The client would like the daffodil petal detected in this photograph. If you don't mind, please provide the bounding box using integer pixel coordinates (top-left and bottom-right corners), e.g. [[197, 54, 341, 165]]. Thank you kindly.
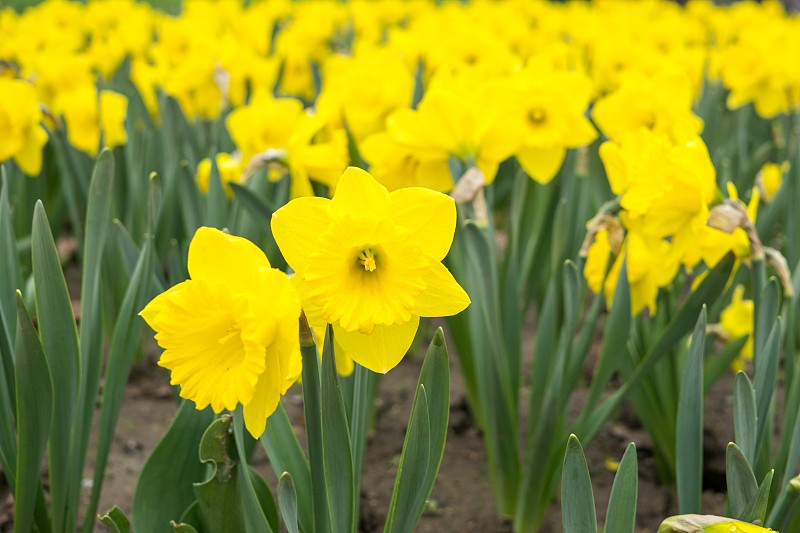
[[334, 315, 420, 374], [188, 227, 271, 286], [516, 146, 566, 184], [242, 363, 282, 438], [271, 197, 331, 271], [390, 187, 456, 261], [329, 166, 390, 220], [413, 261, 470, 317]]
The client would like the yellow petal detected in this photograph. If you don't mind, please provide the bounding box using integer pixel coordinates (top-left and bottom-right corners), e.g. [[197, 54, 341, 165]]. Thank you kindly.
[[334, 315, 420, 374], [329, 166, 390, 220], [242, 362, 282, 438], [142, 279, 267, 412], [271, 196, 331, 271], [390, 187, 456, 261], [13, 125, 48, 176], [516, 146, 566, 184], [187, 227, 271, 286], [413, 261, 470, 317]]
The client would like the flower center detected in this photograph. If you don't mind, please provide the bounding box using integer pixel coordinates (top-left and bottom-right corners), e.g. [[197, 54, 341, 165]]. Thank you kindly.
[[527, 108, 546, 125], [358, 248, 377, 272]]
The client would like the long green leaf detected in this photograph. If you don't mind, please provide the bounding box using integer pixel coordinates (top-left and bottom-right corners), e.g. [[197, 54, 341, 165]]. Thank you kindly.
[[75, 149, 115, 525], [83, 238, 154, 532], [231, 408, 274, 533], [604, 443, 638, 533], [260, 403, 312, 533], [133, 402, 214, 533], [676, 308, 707, 514], [299, 316, 330, 533], [754, 319, 782, 456], [320, 325, 355, 533], [733, 372, 758, 464], [0, 169, 19, 484], [726, 443, 758, 519], [383, 327, 450, 533], [278, 473, 300, 533], [384, 386, 430, 533], [31, 200, 81, 532], [98, 506, 131, 533], [13, 292, 53, 533], [741, 469, 774, 525], [562, 435, 597, 533]]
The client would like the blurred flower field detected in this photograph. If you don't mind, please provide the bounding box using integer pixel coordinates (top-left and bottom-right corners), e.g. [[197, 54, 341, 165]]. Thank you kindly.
[[1, 0, 800, 532]]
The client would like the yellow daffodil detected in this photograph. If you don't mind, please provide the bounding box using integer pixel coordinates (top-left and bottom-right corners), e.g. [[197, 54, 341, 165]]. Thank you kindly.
[[720, 285, 754, 372], [0, 77, 48, 176], [385, 83, 520, 190], [140, 227, 302, 438], [592, 70, 703, 143], [195, 153, 244, 198], [360, 132, 453, 193], [599, 122, 716, 244], [507, 68, 597, 183], [53, 85, 128, 155], [271, 167, 470, 373], [757, 161, 788, 203], [226, 95, 347, 198]]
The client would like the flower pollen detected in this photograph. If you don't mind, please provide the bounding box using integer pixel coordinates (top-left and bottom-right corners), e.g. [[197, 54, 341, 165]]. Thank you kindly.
[[358, 248, 378, 272]]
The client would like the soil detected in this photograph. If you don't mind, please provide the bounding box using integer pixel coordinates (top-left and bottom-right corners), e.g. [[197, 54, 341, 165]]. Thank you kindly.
[[0, 265, 735, 533]]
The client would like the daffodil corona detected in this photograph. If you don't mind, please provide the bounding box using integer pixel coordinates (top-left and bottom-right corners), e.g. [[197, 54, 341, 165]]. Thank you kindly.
[[140, 227, 301, 438], [272, 166, 470, 373]]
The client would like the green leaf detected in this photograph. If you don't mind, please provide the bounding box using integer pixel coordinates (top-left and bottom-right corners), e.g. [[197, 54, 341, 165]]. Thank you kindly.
[[194, 416, 246, 533], [260, 404, 312, 533], [562, 435, 597, 533], [248, 466, 279, 533], [733, 372, 758, 464], [704, 334, 748, 393], [384, 328, 451, 533], [726, 443, 758, 519], [75, 149, 116, 530], [604, 443, 638, 533], [133, 402, 215, 533], [299, 317, 330, 533], [385, 386, 431, 533], [754, 319, 782, 456], [320, 325, 356, 533], [31, 200, 81, 532], [676, 308, 707, 514], [740, 469, 774, 525], [0, 169, 19, 488], [584, 259, 632, 414], [231, 409, 274, 533], [84, 238, 155, 531], [98, 506, 131, 533], [229, 182, 276, 221], [278, 473, 300, 533], [171, 523, 199, 533], [13, 292, 53, 533]]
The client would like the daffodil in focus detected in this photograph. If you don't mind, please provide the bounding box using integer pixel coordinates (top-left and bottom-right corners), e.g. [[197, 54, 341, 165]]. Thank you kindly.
[[140, 227, 301, 437], [719, 285, 753, 372], [0, 77, 48, 175], [271, 166, 470, 373]]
